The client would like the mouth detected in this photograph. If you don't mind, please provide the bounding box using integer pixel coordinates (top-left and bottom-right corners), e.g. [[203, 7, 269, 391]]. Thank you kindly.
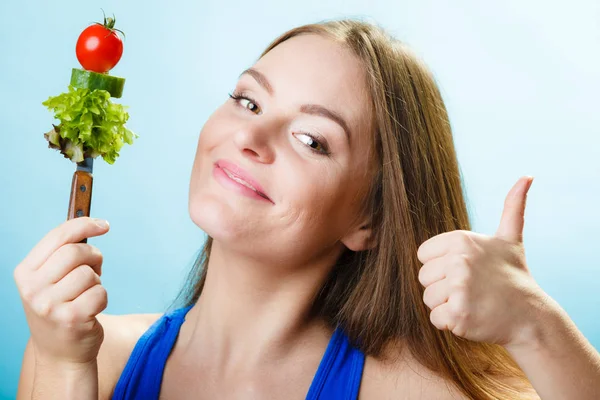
[[214, 159, 273, 203]]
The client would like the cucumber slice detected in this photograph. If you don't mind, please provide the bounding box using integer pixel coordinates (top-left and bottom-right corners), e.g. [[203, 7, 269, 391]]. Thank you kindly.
[[70, 68, 125, 98]]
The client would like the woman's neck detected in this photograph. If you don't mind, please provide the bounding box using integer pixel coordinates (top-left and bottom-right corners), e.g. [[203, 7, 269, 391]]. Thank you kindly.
[[176, 239, 343, 372]]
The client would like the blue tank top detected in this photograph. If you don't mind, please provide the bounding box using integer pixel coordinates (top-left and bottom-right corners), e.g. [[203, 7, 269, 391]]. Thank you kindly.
[[112, 305, 365, 399]]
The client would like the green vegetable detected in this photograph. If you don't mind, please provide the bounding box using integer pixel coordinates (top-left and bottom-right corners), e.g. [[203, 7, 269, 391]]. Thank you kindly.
[[70, 68, 125, 98], [42, 85, 138, 164]]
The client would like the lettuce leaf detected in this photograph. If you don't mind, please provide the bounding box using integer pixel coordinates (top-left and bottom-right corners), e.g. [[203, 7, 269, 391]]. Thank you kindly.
[[42, 85, 138, 164]]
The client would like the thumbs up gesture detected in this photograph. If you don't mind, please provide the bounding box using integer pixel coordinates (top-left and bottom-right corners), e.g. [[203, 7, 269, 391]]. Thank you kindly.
[[417, 176, 549, 348]]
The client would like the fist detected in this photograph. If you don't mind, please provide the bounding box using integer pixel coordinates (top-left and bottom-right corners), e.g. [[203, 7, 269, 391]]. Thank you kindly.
[[417, 176, 548, 347], [13, 217, 110, 365]]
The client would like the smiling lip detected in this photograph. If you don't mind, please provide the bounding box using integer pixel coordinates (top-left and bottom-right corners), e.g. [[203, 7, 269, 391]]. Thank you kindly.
[[214, 159, 273, 203]]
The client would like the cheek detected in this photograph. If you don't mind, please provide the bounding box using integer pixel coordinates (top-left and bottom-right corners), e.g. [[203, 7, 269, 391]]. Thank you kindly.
[[196, 105, 232, 150], [189, 113, 227, 187], [196, 117, 220, 154], [278, 166, 346, 233], [189, 134, 208, 196]]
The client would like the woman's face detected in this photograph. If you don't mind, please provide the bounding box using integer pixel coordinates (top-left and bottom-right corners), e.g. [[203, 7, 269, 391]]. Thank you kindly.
[[189, 33, 374, 264]]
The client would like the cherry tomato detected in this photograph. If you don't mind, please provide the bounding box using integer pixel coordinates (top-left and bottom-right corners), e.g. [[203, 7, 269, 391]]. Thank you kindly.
[[75, 16, 124, 73]]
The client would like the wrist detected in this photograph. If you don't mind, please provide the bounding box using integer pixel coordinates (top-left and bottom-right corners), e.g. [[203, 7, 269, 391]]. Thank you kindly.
[[35, 354, 97, 371], [504, 289, 561, 354]]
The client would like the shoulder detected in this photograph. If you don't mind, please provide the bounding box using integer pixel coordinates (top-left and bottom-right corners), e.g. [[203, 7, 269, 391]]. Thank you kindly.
[[359, 344, 468, 400], [359, 343, 538, 400], [96, 311, 163, 399]]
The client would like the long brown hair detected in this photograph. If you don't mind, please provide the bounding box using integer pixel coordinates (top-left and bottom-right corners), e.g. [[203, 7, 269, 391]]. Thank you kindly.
[[172, 17, 539, 399]]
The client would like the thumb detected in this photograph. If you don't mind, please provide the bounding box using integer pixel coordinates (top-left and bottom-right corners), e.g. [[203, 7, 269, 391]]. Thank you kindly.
[[495, 176, 534, 243]]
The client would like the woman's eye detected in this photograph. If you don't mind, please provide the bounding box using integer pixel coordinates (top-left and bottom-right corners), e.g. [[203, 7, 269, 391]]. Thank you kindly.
[[228, 92, 261, 115], [295, 132, 330, 155]]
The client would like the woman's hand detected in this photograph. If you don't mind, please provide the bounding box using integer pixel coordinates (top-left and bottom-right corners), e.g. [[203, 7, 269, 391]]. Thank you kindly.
[[416, 176, 549, 348], [13, 217, 110, 366]]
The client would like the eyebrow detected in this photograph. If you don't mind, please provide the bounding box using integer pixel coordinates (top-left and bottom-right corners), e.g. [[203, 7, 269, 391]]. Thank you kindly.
[[239, 68, 352, 145]]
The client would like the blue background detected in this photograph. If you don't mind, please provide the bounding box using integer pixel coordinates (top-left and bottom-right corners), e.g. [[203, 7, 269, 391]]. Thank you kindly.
[[1, 1, 598, 398]]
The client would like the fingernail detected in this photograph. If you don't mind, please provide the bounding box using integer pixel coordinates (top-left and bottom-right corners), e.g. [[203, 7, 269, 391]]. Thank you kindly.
[[527, 176, 534, 190], [94, 219, 110, 229]]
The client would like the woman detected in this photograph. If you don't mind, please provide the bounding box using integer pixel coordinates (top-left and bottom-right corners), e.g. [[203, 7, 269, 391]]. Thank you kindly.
[[15, 18, 600, 399]]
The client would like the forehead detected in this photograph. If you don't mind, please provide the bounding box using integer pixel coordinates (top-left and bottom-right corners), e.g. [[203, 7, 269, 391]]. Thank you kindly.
[[244, 34, 371, 143]]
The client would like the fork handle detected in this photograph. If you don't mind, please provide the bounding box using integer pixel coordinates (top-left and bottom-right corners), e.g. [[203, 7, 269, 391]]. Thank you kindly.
[[67, 170, 93, 244]]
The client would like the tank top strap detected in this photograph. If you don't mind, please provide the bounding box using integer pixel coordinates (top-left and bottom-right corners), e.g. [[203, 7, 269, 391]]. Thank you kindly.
[[306, 326, 365, 400], [112, 305, 194, 400], [112, 308, 365, 400]]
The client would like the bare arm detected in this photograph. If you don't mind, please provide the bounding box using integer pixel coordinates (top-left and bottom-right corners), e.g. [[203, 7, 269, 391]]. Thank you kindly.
[[504, 295, 600, 400], [32, 360, 98, 400], [17, 338, 99, 400], [16, 338, 34, 400]]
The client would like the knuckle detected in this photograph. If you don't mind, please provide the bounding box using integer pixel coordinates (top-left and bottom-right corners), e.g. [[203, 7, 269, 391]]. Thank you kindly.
[[63, 243, 90, 264], [20, 284, 36, 302], [32, 296, 53, 318], [97, 286, 108, 310], [449, 274, 467, 291], [429, 308, 442, 329], [422, 284, 429, 299], [416, 245, 425, 262], [456, 258, 472, 279], [13, 266, 24, 285], [86, 285, 108, 316], [422, 286, 433, 308], [95, 284, 108, 299], [58, 306, 80, 329], [87, 243, 101, 256], [56, 243, 79, 264], [449, 256, 471, 285], [77, 244, 103, 273], [458, 253, 471, 265], [429, 309, 436, 326], [449, 294, 469, 320], [74, 243, 90, 259], [457, 231, 474, 250], [448, 301, 462, 318], [89, 245, 104, 267], [17, 273, 39, 302], [417, 266, 426, 285], [75, 265, 99, 283], [54, 228, 73, 248]]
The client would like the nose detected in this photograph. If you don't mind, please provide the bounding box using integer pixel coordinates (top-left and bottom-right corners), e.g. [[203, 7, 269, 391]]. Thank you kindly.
[[232, 116, 282, 164]]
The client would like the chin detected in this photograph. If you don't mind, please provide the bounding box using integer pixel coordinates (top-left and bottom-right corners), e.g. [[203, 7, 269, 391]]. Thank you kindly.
[[188, 190, 250, 244]]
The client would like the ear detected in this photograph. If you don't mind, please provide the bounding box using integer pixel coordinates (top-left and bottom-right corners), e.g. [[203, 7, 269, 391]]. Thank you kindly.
[[340, 217, 376, 252]]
